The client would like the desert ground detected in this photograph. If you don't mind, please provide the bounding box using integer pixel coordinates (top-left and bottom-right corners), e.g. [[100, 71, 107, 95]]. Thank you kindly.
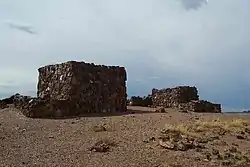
[[1, 106, 250, 167]]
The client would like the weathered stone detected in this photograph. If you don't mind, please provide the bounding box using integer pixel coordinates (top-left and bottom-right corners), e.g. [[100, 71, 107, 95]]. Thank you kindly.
[[212, 148, 220, 156], [159, 140, 175, 149], [0, 93, 22, 109], [92, 125, 107, 132], [19, 98, 74, 118], [236, 134, 246, 140], [35, 61, 127, 117], [180, 100, 221, 113], [152, 86, 199, 108], [0, 101, 7, 109], [151, 86, 221, 113], [155, 107, 166, 113], [89, 139, 116, 153]]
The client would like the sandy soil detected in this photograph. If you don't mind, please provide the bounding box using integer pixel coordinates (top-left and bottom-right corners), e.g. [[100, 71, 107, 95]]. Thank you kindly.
[[1, 106, 250, 167]]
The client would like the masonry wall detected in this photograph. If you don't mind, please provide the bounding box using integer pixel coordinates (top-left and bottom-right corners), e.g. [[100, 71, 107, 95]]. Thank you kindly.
[[151, 86, 199, 108], [37, 61, 127, 116]]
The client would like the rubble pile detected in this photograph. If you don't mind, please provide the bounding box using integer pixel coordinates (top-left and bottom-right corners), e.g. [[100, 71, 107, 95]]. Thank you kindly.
[[180, 100, 221, 113]]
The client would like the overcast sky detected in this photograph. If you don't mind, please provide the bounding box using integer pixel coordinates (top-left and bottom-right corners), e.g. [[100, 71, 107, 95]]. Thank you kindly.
[[0, 0, 250, 111]]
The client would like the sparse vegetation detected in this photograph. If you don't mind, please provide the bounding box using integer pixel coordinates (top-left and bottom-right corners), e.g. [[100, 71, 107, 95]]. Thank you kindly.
[[159, 118, 250, 166], [161, 118, 250, 143]]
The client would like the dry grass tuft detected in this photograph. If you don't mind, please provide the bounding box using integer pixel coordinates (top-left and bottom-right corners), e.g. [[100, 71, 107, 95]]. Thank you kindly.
[[162, 118, 250, 142]]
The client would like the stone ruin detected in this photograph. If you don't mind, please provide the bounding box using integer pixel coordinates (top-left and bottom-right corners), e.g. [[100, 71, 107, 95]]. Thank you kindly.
[[152, 86, 221, 113], [37, 61, 127, 114], [0, 61, 222, 116], [179, 100, 221, 113], [152, 86, 199, 108], [1, 61, 127, 118]]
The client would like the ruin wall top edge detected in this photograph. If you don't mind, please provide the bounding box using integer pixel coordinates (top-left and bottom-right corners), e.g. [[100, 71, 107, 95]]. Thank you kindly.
[[38, 60, 126, 72]]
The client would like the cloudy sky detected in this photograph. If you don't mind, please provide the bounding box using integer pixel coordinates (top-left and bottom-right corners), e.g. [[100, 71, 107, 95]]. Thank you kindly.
[[0, 0, 249, 111]]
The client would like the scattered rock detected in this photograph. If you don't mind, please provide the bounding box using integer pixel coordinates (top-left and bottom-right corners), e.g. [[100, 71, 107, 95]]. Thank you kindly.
[[232, 143, 239, 147], [244, 127, 250, 134], [92, 125, 107, 132], [236, 134, 246, 140], [89, 139, 116, 153], [159, 140, 175, 150], [156, 107, 166, 113], [221, 160, 232, 166], [143, 137, 156, 143], [228, 146, 238, 153], [212, 148, 220, 156], [204, 152, 212, 161], [90, 143, 110, 152], [150, 137, 156, 141]]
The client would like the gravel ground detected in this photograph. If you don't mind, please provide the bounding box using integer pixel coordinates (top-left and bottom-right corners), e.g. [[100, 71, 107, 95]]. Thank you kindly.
[[1, 106, 250, 167]]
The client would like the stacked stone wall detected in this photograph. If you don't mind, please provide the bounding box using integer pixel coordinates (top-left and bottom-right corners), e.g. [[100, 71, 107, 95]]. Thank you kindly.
[[179, 100, 221, 113], [152, 86, 199, 108], [151, 86, 221, 113], [36, 61, 127, 117]]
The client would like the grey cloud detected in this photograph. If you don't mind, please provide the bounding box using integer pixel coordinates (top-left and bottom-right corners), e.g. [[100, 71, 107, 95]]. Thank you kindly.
[[4, 20, 36, 34], [180, 0, 208, 10]]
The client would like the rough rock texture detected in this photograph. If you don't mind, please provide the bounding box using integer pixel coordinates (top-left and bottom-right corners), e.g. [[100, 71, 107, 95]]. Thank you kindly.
[[0, 93, 23, 109], [180, 100, 221, 113], [37, 61, 127, 116], [18, 98, 74, 118], [0, 101, 7, 109], [151, 86, 221, 113], [152, 86, 199, 108], [0, 93, 73, 118]]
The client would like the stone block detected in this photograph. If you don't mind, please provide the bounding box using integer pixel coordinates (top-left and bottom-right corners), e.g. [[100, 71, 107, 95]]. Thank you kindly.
[[36, 61, 127, 116]]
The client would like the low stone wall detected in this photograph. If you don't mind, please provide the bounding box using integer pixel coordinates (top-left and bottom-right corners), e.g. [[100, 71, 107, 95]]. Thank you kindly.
[[179, 100, 221, 113], [151, 86, 199, 108], [36, 61, 127, 117], [151, 86, 221, 113]]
